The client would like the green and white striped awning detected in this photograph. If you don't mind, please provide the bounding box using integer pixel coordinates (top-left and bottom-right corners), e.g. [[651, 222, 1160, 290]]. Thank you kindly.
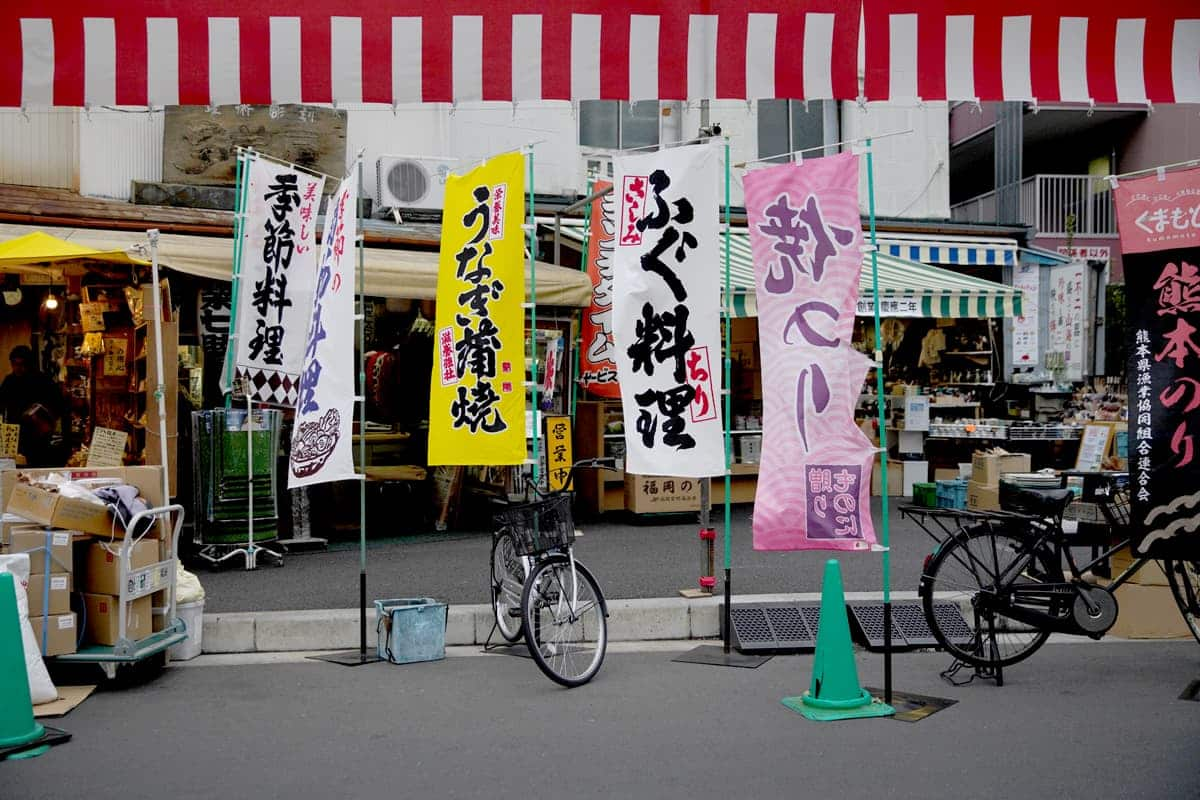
[[549, 224, 1022, 319]]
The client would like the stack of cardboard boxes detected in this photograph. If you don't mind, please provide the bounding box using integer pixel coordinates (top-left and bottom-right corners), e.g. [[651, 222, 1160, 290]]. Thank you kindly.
[[0, 466, 167, 657], [967, 449, 1032, 511], [4, 524, 77, 656]]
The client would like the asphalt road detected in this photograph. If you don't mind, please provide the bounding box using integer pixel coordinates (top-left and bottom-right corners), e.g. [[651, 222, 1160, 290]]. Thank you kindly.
[[8, 642, 1200, 799], [197, 500, 941, 612]]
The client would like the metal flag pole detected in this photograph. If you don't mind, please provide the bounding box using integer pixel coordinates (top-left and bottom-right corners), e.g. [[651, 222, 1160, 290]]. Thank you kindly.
[[529, 148, 540, 491], [722, 137, 734, 654], [865, 138, 894, 704], [222, 149, 253, 408], [147, 229, 171, 530], [357, 154, 372, 664]]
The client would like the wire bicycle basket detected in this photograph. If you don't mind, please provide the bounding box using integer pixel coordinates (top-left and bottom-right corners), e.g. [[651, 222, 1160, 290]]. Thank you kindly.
[[493, 494, 575, 556], [1097, 475, 1131, 530]]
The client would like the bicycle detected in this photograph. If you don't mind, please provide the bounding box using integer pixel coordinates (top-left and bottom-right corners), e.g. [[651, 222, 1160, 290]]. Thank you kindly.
[[907, 472, 1200, 676], [489, 458, 617, 687]]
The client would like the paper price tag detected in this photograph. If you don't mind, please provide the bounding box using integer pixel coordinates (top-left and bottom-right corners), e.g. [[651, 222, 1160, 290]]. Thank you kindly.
[[0, 423, 19, 458]]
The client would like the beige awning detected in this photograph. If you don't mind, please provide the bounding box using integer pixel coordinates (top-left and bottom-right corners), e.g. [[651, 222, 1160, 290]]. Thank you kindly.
[[0, 223, 592, 308]]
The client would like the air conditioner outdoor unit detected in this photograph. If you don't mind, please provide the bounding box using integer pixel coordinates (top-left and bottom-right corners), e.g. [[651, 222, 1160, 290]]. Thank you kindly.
[[376, 156, 456, 210]]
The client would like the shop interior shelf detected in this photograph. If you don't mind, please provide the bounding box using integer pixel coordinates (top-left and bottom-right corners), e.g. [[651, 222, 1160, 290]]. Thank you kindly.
[[936, 382, 995, 387], [942, 350, 992, 356], [730, 429, 763, 435]]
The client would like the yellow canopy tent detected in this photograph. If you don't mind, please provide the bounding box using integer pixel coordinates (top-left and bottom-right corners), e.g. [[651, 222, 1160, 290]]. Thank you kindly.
[[0, 231, 149, 277], [0, 224, 591, 307]]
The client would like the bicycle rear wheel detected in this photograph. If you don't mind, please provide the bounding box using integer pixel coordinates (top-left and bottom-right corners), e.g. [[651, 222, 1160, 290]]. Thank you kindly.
[[921, 522, 1057, 669], [491, 530, 525, 643], [1164, 559, 1200, 645], [521, 556, 607, 688]]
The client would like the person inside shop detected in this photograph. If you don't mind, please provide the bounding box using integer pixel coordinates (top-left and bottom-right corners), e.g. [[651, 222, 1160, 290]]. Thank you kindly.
[[0, 345, 64, 466]]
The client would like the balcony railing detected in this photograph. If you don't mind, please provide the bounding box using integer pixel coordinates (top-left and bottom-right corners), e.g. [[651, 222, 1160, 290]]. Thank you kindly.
[[951, 174, 1117, 237]]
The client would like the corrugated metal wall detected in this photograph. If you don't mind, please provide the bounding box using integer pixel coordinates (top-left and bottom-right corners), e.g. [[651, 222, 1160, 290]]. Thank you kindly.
[[0, 110, 79, 189], [78, 109, 164, 200]]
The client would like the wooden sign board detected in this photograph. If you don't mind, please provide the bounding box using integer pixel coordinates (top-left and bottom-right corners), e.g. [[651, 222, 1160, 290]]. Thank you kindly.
[[162, 105, 347, 187], [87, 427, 128, 467], [545, 415, 573, 492], [1075, 423, 1117, 472], [102, 337, 128, 376]]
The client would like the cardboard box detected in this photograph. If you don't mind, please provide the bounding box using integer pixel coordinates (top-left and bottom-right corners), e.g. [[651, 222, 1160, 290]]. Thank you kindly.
[[3, 529, 72, 574], [1, 513, 30, 545], [1109, 547, 1170, 587], [1104, 582, 1192, 639], [24, 572, 71, 617], [7, 483, 116, 537], [624, 474, 701, 514], [29, 612, 78, 656], [967, 480, 1001, 511], [871, 457, 904, 496], [85, 540, 159, 596], [1, 466, 167, 538], [971, 450, 1033, 486], [933, 468, 960, 482], [83, 593, 152, 645]]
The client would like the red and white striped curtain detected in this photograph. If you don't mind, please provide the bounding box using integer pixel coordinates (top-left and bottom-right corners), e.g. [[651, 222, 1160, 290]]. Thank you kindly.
[[2, 1, 1197, 107], [863, 1, 1200, 104]]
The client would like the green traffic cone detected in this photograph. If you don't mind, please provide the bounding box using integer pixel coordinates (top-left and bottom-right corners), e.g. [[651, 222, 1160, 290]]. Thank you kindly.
[[0, 572, 48, 758], [782, 559, 894, 721]]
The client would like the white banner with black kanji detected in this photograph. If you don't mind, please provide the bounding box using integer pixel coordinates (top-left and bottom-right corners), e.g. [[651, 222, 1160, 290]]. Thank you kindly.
[[611, 144, 724, 477], [231, 156, 325, 405]]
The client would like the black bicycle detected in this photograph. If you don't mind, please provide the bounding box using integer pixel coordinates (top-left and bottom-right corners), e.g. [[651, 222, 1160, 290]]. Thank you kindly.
[[489, 458, 617, 687], [912, 472, 1200, 672]]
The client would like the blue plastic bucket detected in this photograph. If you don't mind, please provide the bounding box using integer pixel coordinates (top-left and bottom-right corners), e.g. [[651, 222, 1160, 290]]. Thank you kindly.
[[375, 598, 448, 664]]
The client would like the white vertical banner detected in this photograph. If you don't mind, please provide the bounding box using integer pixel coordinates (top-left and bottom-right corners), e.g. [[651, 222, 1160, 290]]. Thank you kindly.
[[1011, 262, 1040, 367], [288, 175, 358, 488], [232, 156, 325, 406], [612, 144, 724, 477]]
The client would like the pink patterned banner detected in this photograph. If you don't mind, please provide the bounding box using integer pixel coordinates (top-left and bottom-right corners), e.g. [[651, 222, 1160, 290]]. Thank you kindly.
[[747, 153, 877, 551]]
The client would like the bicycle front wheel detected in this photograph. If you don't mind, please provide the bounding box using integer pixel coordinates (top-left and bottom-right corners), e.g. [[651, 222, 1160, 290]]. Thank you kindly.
[[491, 530, 525, 643], [921, 523, 1057, 669], [521, 556, 607, 688], [1164, 559, 1200, 645]]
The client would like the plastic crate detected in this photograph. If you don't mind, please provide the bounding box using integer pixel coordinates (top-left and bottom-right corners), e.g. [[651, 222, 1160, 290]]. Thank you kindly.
[[375, 598, 448, 664], [913, 482, 937, 508], [935, 479, 967, 509]]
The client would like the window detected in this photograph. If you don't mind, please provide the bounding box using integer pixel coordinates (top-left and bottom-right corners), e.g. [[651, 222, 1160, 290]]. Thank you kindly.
[[757, 100, 838, 163], [579, 101, 660, 150]]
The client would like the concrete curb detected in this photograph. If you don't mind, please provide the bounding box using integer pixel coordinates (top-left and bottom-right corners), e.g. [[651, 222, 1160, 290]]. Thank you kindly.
[[200, 591, 931, 654]]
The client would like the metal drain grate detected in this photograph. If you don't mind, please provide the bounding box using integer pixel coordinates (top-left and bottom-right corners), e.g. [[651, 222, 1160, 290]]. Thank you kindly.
[[929, 602, 976, 646], [765, 606, 814, 647], [847, 601, 975, 651], [893, 603, 939, 647], [800, 606, 823, 637], [728, 607, 773, 646], [724, 604, 817, 652]]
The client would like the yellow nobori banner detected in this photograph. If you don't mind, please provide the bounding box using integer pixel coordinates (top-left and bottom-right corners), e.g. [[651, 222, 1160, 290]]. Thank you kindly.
[[428, 152, 527, 466]]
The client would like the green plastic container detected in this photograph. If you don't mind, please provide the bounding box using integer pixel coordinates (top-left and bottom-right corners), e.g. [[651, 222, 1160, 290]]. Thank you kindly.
[[913, 482, 937, 508]]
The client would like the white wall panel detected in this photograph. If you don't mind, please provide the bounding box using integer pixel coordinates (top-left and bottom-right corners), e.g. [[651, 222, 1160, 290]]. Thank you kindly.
[[78, 109, 164, 200], [841, 101, 950, 219], [0, 109, 79, 189]]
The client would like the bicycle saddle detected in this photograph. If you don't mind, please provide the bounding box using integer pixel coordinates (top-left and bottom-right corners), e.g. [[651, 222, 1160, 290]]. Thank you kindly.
[[998, 482, 1074, 517]]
